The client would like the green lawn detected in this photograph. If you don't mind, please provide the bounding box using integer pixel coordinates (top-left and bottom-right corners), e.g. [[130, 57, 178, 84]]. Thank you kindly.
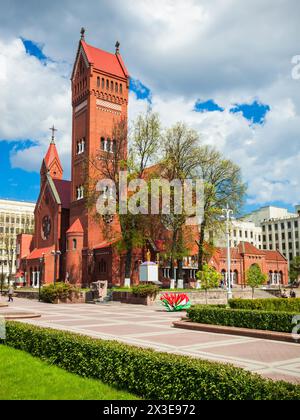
[[0, 345, 138, 400]]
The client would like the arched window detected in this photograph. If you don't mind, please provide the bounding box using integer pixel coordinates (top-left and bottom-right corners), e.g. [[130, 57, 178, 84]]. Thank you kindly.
[[73, 239, 77, 250], [102, 78, 105, 89], [120, 84, 123, 94], [106, 79, 109, 90], [97, 77, 100, 87], [107, 138, 111, 153], [115, 83, 118, 93], [101, 137, 105, 151], [111, 81, 114, 91]]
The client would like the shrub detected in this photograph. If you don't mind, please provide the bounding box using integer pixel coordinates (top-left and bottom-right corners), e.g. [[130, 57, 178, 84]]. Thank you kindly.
[[187, 305, 299, 333], [40, 282, 80, 304], [229, 298, 300, 313], [132, 284, 160, 298], [2, 322, 300, 400]]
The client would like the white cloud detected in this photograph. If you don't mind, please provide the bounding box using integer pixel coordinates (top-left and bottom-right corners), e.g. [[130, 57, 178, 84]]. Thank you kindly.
[[0, 38, 71, 173], [0, 0, 300, 209]]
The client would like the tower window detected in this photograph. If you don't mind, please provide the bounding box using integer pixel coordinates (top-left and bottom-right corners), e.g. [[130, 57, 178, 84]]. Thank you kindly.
[[101, 137, 105, 151], [111, 81, 114, 91], [102, 78, 105, 89], [97, 77, 100, 87], [106, 80, 109, 90], [73, 239, 77, 250], [120, 84, 123, 94], [77, 138, 85, 155], [76, 186, 84, 200], [115, 83, 118, 93]]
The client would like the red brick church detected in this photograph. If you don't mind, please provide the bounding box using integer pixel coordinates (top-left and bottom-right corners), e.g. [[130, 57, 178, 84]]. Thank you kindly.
[[16, 31, 288, 288]]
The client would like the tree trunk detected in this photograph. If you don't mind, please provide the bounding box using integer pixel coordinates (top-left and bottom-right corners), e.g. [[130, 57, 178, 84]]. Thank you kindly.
[[125, 247, 132, 280], [252, 287, 255, 299], [198, 221, 206, 271], [178, 259, 183, 282]]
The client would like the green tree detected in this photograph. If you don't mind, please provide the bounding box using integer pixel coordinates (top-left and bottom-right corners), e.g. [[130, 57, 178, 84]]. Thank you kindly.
[[246, 264, 267, 299], [289, 257, 300, 286], [196, 264, 222, 304], [86, 111, 161, 284], [195, 145, 247, 271], [161, 122, 200, 281]]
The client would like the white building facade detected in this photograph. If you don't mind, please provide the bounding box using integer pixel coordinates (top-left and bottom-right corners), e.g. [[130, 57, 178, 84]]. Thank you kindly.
[[0, 199, 35, 283], [213, 220, 263, 250], [242, 205, 300, 265]]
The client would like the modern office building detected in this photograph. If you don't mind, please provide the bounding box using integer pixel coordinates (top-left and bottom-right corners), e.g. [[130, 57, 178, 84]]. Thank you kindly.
[[242, 205, 300, 265], [213, 220, 263, 249], [0, 199, 35, 283]]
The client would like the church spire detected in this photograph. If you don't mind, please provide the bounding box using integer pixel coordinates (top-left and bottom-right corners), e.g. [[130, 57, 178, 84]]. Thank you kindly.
[[50, 125, 58, 144], [41, 127, 63, 181]]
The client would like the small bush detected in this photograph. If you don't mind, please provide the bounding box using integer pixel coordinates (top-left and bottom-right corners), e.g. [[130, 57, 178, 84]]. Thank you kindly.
[[187, 305, 299, 333], [229, 298, 300, 313], [132, 284, 160, 297], [40, 282, 80, 304], [2, 322, 300, 400]]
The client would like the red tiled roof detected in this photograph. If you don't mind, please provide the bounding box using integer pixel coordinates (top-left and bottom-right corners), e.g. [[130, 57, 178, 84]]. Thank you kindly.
[[238, 241, 263, 255], [81, 41, 128, 78], [93, 239, 119, 250], [26, 246, 54, 260], [263, 250, 287, 262], [53, 179, 71, 209], [67, 218, 84, 234], [44, 142, 62, 170]]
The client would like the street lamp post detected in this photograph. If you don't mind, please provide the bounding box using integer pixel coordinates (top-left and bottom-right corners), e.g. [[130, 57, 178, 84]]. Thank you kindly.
[[39, 254, 45, 301], [222, 205, 234, 301], [0, 261, 3, 295], [51, 250, 61, 286]]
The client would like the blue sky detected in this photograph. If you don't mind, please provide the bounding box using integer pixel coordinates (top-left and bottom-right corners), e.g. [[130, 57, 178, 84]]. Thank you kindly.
[[0, 34, 297, 216]]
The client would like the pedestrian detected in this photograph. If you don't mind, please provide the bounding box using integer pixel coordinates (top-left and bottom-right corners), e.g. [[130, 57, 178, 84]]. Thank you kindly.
[[8, 284, 14, 303]]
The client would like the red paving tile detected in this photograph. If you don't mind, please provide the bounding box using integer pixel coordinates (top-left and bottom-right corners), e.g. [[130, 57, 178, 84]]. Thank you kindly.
[[138, 331, 237, 346], [260, 372, 300, 384], [202, 340, 300, 363], [85, 324, 166, 336]]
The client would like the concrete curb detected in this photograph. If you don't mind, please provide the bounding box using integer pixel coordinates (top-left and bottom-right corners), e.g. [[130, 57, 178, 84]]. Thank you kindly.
[[173, 319, 300, 344], [0, 312, 41, 320]]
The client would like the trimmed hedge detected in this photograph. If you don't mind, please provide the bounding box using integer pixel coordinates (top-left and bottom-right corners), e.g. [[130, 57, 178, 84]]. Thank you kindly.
[[132, 284, 160, 297], [2, 322, 300, 400], [229, 298, 300, 313], [40, 282, 81, 303], [187, 305, 299, 333]]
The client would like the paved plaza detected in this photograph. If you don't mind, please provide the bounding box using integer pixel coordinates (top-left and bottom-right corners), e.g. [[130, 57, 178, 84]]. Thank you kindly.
[[1, 297, 300, 384]]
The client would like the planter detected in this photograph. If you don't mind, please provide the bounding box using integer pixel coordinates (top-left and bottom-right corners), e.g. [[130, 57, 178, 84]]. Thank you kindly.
[[52, 291, 91, 304], [112, 291, 157, 305]]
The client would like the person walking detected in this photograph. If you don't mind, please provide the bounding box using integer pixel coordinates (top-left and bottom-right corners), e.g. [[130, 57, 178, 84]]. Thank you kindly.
[[8, 284, 14, 303]]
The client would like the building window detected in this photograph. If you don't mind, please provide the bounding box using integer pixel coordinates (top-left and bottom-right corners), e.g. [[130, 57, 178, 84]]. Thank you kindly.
[[102, 78, 105, 89], [73, 239, 77, 250], [288, 222, 292, 229], [97, 77, 100, 87], [76, 186, 84, 200], [100, 137, 105, 151], [120, 84, 123, 94], [115, 83, 118, 93], [111, 81, 114, 91], [106, 79, 109, 90], [77, 138, 85, 155], [295, 221, 299, 228]]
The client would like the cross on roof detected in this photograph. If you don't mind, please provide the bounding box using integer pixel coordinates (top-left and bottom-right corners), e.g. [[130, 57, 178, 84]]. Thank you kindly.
[[50, 125, 58, 144]]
